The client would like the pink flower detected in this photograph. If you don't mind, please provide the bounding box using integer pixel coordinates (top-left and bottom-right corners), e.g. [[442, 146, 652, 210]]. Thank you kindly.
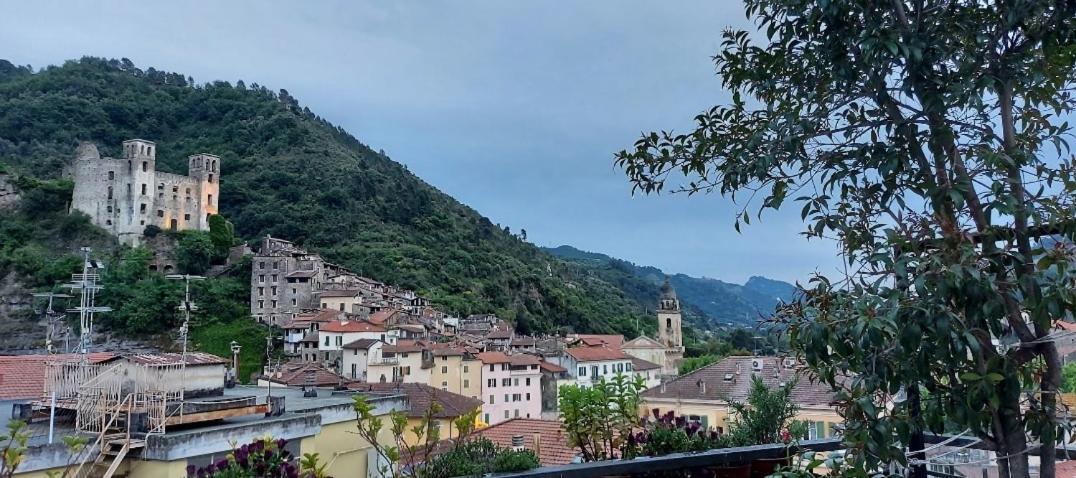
[[780, 429, 792, 444]]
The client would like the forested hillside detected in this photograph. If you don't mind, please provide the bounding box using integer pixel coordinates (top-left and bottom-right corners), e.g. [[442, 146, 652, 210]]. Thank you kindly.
[[0, 57, 656, 338], [543, 245, 797, 326]]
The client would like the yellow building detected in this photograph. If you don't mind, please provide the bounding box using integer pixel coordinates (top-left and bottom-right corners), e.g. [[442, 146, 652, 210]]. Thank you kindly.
[[640, 356, 843, 439], [429, 349, 482, 401]]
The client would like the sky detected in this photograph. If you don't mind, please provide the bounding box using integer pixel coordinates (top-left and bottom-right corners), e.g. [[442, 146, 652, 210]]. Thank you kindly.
[[0, 0, 840, 284]]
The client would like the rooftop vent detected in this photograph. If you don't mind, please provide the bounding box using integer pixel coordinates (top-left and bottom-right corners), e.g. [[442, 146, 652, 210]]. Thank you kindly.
[[751, 358, 764, 372], [723, 373, 734, 382], [511, 435, 525, 451]]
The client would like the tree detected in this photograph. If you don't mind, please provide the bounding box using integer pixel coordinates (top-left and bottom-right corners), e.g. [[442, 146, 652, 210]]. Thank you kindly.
[[558, 373, 646, 461], [176, 231, 214, 275], [208, 214, 236, 260], [615, 2, 1076, 477]]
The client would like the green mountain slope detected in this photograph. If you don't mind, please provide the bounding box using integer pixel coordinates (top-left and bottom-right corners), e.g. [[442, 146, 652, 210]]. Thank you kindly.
[[543, 245, 797, 326], [0, 57, 655, 337]]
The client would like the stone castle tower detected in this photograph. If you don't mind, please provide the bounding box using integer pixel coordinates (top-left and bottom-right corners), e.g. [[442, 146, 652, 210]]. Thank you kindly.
[[657, 278, 684, 373], [70, 139, 220, 245]]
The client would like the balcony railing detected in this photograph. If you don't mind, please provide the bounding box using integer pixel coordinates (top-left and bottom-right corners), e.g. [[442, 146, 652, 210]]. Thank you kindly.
[[486, 435, 1076, 478], [368, 357, 399, 366]]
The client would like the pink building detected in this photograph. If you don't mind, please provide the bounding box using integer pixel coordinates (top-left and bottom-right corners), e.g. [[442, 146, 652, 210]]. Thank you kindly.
[[476, 351, 542, 425]]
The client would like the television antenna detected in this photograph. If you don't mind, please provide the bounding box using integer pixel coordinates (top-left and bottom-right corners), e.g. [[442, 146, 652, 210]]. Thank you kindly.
[[33, 292, 73, 354], [166, 274, 205, 403], [64, 247, 111, 363]]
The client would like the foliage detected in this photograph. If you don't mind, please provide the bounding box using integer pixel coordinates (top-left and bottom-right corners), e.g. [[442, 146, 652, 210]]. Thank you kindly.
[[184, 437, 323, 478], [726, 376, 800, 446], [615, 1, 1076, 477], [0, 420, 28, 478], [558, 373, 646, 461], [143, 224, 161, 238], [679, 355, 722, 375], [176, 231, 214, 275], [208, 214, 236, 261], [632, 410, 727, 457], [352, 393, 442, 478], [1062, 362, 1076, 393], [423, 437, 539, 478], [0, 56, 657, 337]]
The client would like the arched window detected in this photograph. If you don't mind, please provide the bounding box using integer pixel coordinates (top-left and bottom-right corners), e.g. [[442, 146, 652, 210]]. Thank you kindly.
[[666, 318, 672, 329], [208, 174, 214, 183], [142, 161, 148, 172], [212, 160, 217, 172], [108, 171, 114, 180], [107, 186, 113, 199]]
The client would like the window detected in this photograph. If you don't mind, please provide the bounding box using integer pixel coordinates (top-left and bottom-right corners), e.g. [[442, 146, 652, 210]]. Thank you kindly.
[[603, 365, 608, 375], [463, 379, 469, 388], [501, 364, 509, 371], [324, 336, 330, 347], [525, 378, 531, 386], [209, 174, 214, 183], [271, 287, 277, 295], [142, 161, 147, 172], [259, 274, 265, 282], [591, 366, 598, 377], [156, 209, 164, 217], [504, 394, 509, 403], [484, 414, 490, 424], [172, 186, 178, 193], [667, 318, 672, 328], [339, 303, 345, 311], [140, 203, 146, 214], [141, 184, 147, 195], [108, 171, 114, 180], [578, 367, 586, 376], [514, 409, 520, 418], [489, 365, 495, 372], [107, 205, 112, 213], [463, 365, 469, 373], [208, 194, 213, 205], [258, 287, 264, 296], [336, 336, 342, 346], [504, 410, 510, 419], [158, 183, 164, 191], [105, 220, 112, 225], [273, 261, 279, 269], [513, 378, 519, 386], [487, 379, 495, 388], [186, 188, 191, 196], [184, 213, 190, 221], [512, 393, 521, 402], [526, 393, 530, 401], [272, 274, 278, 282], [107, 186, 113, 199], [501, 378, 510, 386], [291, 288, 296, 294], [258, 300, 264, 308], [272, 300, 277, 307], [259, 262, 265, 269], [441, 366, 447, 373], [291, 298, 296, 306]]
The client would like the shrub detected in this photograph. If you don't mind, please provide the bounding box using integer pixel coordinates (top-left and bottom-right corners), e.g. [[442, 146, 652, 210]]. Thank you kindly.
[[143, 224, 162, 237]]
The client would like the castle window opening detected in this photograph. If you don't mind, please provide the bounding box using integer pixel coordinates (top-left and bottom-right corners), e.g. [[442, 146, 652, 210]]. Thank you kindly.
[[106, 220, 112, 225], [666, 318, 672, 328], [142, 161, 147, 172], [107, 206, 112, 213], [141, 184, 146, 195], [157, 210, 164, 217], [208, 194, 214, 205], [208, 174, 214, 183], [107, 186, 113, 199], [164, 265, 173, 273], [108, 171, 114, 180], [170, 219, 177, 230], [185, 188, 190, 196], [140, 203, 147, 213], [184, 213, 190, 221], [158, 183, 164, 190], [127, 160, 131, 173], [172, 186, 178, 193]]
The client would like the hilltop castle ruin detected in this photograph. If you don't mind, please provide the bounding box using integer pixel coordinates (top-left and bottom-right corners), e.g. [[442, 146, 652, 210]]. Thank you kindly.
[[70, 139, 220, 245]]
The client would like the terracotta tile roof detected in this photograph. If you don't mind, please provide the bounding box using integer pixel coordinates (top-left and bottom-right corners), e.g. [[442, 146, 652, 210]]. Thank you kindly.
[[565, 346, 631, 362], [0, 353, 117, 400], [539, 361, 567, 373], [623, 336, 666, 349], [475, 351, 511, 364], [342, 339, 381, 350], [321, 320, 386, 333], [286, 270, 318, 278], [509, 354, 541, 366], [293, 309, 344, 323], [347, 382, 481, 418], [573, 334, 625, 348], [301, 331, 319, 343], [383, 343, 424, 354], [642, 356, 839, 406], [368, 309, 402, 325], [486, 329, 513, 340], [280, 319, 311, 330], [268, 361, 347, 387], [125, 352, 226, 366], [1057, 460, 1076, 478], [424, 419, 577, 466], [630, 357, 662, 371]]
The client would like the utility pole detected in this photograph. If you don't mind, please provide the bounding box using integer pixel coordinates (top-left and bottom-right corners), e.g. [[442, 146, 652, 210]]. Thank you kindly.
[[229, 340, 242, 387], [166, 274, 205, 404]]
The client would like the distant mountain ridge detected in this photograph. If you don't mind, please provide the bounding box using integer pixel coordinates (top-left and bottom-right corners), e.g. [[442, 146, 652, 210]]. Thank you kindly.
[[543, 245, 797, 326]]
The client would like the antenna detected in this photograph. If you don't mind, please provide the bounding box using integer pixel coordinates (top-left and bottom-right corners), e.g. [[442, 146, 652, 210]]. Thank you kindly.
[[167, 273, 205, 403], [33, 292, 72, 354], [64, 247, 111, 363]]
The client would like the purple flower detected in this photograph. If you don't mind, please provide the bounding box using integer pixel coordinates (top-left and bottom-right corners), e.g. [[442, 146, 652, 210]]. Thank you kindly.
[[276, 438, 288, 450], [186, 465, 197, 477]]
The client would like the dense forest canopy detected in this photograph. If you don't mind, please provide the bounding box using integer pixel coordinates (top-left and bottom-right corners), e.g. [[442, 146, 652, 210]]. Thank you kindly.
[[0, 57, 663, 337]]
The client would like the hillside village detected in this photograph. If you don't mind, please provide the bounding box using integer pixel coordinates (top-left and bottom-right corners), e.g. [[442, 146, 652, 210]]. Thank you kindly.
[[0, 139, 842, 478]]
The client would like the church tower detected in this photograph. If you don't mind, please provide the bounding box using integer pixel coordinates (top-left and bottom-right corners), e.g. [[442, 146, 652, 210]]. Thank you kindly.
[[657, 278, 682, 349]]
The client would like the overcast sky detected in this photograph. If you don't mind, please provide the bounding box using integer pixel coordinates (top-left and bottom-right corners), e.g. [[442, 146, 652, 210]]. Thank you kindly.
[[0, 1, 840, 284]]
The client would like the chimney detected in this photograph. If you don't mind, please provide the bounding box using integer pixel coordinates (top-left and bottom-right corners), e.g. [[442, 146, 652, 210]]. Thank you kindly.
[[533, 433, 542, 457], [511, 435, 525, 451]]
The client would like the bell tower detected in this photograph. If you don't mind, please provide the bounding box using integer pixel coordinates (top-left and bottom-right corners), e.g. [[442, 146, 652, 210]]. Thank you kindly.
[[657, 278, 682, 349]]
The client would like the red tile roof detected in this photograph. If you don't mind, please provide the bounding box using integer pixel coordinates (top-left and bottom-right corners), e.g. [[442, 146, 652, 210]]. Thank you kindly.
[[342, 339, 382, 350], [295, 309, 345, 323], [630, 357, 662, 371], [565, 346, 631, 362], [539, 361, 567, 373], [424, 419, 577, 466], [0, 353, 117, 400], [267, 361, 347, 387], [475, 351, 511, 364], [367, 309, 402, 325], [321, 320, 386, 333], [574, 334, 625, 348]]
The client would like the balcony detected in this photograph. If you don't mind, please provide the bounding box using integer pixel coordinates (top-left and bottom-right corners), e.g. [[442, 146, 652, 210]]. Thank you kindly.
[[368, 357, 399, 366]]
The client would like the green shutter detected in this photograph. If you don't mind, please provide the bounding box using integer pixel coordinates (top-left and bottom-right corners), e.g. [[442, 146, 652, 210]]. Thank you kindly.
[[815, 421, 825, 438], [701, 415, 709, 430]]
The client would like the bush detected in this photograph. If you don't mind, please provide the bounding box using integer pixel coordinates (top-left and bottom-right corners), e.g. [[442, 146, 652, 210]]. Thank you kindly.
[[176, 231, 214, 274], [423, 437, 539, 478], [143, 225, 161, 237]]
